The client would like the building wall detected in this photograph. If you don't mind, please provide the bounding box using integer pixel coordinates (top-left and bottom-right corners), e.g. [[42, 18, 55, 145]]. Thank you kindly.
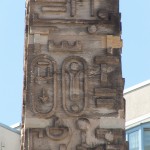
[[126, 122, 150, 150], [125, 81, 150, 150], [0, 126, 20, 150], [125, 84, 150, 122]]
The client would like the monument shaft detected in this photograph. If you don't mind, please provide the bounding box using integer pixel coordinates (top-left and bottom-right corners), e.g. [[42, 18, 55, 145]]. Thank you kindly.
[[21, 0, 127, 149]]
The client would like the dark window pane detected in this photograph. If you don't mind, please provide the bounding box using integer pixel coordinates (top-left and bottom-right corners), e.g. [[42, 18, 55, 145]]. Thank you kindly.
[[144, 129, 150, 150]]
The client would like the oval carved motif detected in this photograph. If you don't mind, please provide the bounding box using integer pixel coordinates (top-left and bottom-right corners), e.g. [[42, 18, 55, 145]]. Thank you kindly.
[[30, 55, 57, 118], [62, 56, 88, 116]]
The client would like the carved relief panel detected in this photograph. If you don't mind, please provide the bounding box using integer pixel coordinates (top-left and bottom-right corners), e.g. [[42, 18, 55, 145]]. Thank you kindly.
[[62, 56, 88, 116], [22, 0, 126, 149], [27, 116, 70, 150], [30, 0, 120, 31], [30, 55, 57, 118], [75, 118, 106, 150], [49, 40, 82, 52], [95, 128, 125, 145]]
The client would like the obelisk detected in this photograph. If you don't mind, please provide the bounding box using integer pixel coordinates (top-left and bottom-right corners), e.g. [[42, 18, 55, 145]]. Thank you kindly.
[[21, 0, 127, 149]]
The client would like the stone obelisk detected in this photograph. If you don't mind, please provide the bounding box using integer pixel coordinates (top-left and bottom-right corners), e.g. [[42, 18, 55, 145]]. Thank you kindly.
[[21, 0, 127, 149]]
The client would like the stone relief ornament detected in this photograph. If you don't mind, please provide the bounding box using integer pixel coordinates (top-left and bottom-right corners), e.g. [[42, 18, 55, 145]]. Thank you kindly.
[[95, 128, 125, 145], [22, 0, 125, 149], [70, 0, 76, 17], [76, 118, 90, 145], [46, 116, 69, 141], [49, 40, 82, 52], [62, 56, 88, 116], [76, 118, 106, 150], [90, 0, 95, 17], [87, 25, 97, 34], [30, 55, 57, 118], [38, 88, 49, 103], [97, 10, 110, 21], [27, 116, 70, 150]]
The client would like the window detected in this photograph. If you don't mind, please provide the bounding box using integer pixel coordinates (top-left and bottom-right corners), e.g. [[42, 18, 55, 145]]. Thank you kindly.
[[144, 129, 150, 150], [129, 131, 139, 150], [126, 123, 150, 150]]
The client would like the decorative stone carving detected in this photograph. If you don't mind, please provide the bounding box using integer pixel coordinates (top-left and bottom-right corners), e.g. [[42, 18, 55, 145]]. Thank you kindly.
[[90, 0, 95, 17], [95, 56, 120, 65], [94, 55, 122, 88], [76, 118, 92, 149], [22, 0, 126, 149], [87, 25, 97, 34], [94, 88, 117, 109], [35, 0, 67, 2], [97, 10, 110, 21], [95, 98, 115, 109], [76, 118, 106, 150], [31, 14, 103, 25], [30, 55, 57, 118], [42, 6, 67, 12], [100, 64, 108, 86], [30, 26, 59, 35], [97, 10, 121, 24], [49, 40, 82, 52], [95, 128, 125, 145], [70, 0, 76, 17], [38, 88, 49, 103], [94, 88, 116, 98], [62, 56, 88, 116], [27, 117, 70, 150], [46, 116, 69, 141], [107, 48, 121, 56], [35, 0, 67, 14]]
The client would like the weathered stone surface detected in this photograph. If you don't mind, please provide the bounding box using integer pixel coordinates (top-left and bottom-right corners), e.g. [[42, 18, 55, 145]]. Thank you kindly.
[[21, 0, 127, 149]]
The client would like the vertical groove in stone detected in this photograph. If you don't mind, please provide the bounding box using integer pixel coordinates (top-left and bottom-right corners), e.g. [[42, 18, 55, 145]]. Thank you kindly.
[[90, 0, 94, 17], [70, 0, 76, 17]]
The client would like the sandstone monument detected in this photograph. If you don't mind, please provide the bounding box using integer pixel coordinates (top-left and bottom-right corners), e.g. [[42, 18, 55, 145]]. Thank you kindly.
[[21, 0, 126, 149]]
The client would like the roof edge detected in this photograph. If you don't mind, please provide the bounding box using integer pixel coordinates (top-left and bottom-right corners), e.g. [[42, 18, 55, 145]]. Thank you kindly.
[[124, 79, 150, 94], [10, 122, 21, 128], [0, 122, 20, 135], [125, 112, 150, 129]]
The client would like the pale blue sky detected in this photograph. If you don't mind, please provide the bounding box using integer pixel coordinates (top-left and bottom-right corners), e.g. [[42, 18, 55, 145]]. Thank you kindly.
[[0, 0, 150, 126]]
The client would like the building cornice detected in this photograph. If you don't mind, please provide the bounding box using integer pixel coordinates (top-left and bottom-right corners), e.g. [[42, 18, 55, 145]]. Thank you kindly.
[[0, 123, 20, 135], [124, 79, 150, 94]]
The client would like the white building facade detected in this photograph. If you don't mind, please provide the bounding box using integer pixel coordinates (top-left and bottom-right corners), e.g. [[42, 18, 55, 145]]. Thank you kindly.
[[124, 80, 150, 150], [0, 123, 20, 150]]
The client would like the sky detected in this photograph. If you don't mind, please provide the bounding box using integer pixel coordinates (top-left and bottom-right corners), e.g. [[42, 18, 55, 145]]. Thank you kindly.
[[0, 0, 150, 126]]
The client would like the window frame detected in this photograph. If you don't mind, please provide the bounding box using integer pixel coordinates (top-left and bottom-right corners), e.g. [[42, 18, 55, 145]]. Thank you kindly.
[[126, 122, 150, 150]]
